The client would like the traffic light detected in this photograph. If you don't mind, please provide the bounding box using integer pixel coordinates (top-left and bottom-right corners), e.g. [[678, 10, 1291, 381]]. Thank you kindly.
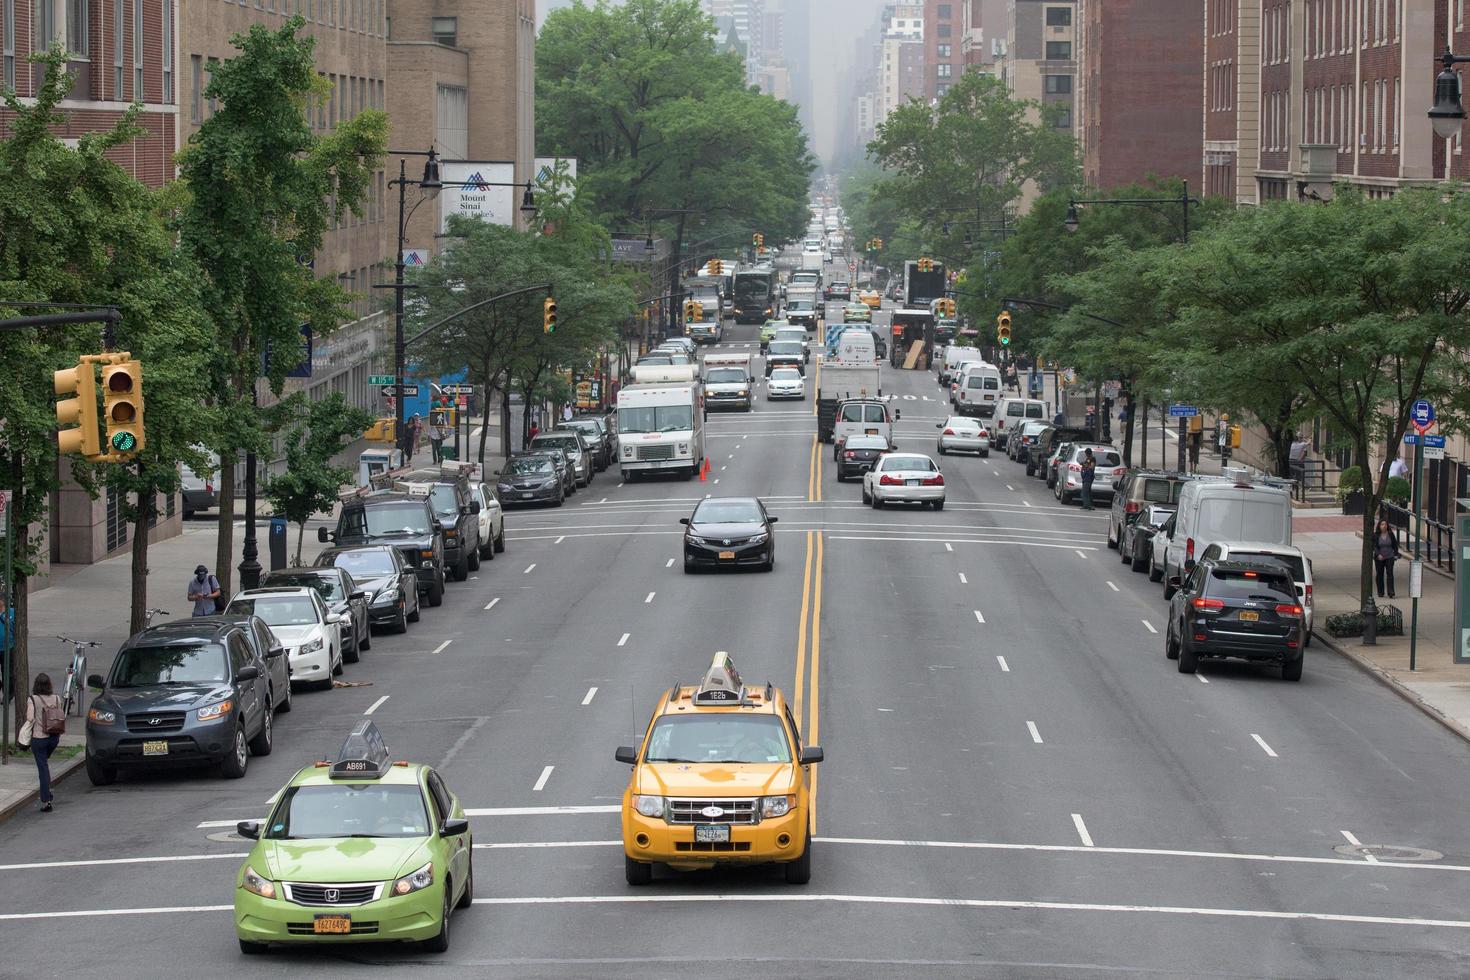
[[683, 300, 704, 321], [938, 298, 957, 318], [996, 310, 1012, 346], [54, 359, 101, 459], [692, 301, 704, 320], [543, 296, 558, 333], [710, 259, 723, 275], [752, 233, 764, 248], [100, 354, 144, 458]]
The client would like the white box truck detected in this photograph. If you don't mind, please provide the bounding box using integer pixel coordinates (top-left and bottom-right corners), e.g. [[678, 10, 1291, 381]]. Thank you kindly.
[[616, 378, 706, 481]]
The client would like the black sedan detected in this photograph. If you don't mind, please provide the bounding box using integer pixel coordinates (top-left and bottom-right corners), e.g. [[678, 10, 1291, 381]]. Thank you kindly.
[[313, 545, 421, 634], [836, 435, 890, 482], [681, 496, 778, 572], [262, 567, 370, 661], [496, 453, 567, 506], [1166, 559, 1304, 680]]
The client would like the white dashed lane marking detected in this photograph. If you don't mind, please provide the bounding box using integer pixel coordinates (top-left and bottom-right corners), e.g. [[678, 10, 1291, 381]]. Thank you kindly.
[[1251, 734, 1278, 758], [1027, 721, 1044, 744], [581, 687, 598, 706], [532, 766, 555, 792]]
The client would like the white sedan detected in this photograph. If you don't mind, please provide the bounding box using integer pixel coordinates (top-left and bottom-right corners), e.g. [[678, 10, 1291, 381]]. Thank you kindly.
[[862, 453, 946, 510], [936, 416, 990, 456], [226, 587, 342, 691], [767, 367, 806, 400], [472, 481, 506, 558]]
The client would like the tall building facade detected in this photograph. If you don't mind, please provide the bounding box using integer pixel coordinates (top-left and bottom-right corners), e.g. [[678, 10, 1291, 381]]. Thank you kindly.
[[704, 0, 764, 88], [1005, 0, 1077, 132], [925, 0, 963, 99], [879, 3, 924, 121], [1074, 0, 1203, 189]]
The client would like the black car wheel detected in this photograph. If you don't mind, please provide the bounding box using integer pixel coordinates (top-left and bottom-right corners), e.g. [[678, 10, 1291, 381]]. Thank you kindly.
[[1165, 622, 1180, 660], [421, 880, 452, 953], [428, 577, 445, 607], [1282, 656, 1303, 682], [343, 629, 360, 664], [783, 833, 812, 885], [85, 750, 117, 786], [1177, 637, 1199, 674], [495, 528, 506, 553], [452, 556, 469, 582], [467, 547, 480, 571], [238, 940, 268, 956], [248, 705, 273, 757], [220, 724, 249, 779], [358, 621, 370, 651], [400, 601, 414, 630], [277, 676, 293, 713], [625, 855, 653, 886]]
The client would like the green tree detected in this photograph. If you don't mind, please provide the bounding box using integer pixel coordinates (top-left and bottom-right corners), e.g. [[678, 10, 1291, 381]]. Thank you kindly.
[[174, 18, 387, 595], [263, 394, 374, 562], [0, 48, 214, 715]]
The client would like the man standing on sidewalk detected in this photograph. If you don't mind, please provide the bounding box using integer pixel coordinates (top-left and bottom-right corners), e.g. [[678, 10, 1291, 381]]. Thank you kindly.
[[188, 565, 221, 617], [1080, 448, 1097, 510]]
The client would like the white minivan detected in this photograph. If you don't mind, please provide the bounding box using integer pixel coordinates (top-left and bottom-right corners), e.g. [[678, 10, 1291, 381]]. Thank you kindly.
[[952, 361, 1003, 418], [834, 329, 876, 365], [1160, 479, 1293, 598], [992, 397, 1051, 449], [940, 346, 985, 385]]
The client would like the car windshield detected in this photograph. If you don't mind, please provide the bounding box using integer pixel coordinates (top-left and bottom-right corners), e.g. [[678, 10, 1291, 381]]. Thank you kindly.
[[533, 436, 579, 452], [505, 457, 556, 476], [881, 456, 936, 472], [1206, 570, 1295, 601], [619, 405, 694, 434], [692, 500, 763, 524], [846, 437, 888, 450], [706, 368, 746, 384], [428, 485, 459, 517], [1230, 552, 1306, 580], [265, 784, 431, 840], [946, 419, 980, 431], [227, 596, 319, 627], [788, 301, 814, 311], [326, 549, 396, 577], [265, 573, 342, 600], [644, 714, 791, 764], [363, 504, 432, 536], [770, 369, 802, 381], [561, 422, 600, 439], [639, 356, 672, 366], [109, 643, 229, 687]]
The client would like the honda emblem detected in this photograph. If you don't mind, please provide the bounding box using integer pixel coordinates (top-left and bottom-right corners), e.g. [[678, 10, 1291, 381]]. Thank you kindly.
[[324, 888, 340, 903]]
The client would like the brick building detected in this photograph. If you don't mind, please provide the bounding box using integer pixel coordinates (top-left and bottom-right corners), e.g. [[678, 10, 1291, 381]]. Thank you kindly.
[[961, 0, 1008, 68], [924, 0, 962, 100], [1004, 0, 1076, 131], [1075, 0, 1202, 189]]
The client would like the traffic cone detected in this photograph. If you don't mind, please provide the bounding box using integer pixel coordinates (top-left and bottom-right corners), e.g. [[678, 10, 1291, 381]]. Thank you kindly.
[[700, 457, 710, 481]]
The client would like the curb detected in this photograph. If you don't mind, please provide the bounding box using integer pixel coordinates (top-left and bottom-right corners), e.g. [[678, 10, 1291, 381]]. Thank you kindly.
[[0, 751, 88, 826], [1314, 629, 1470, 746]]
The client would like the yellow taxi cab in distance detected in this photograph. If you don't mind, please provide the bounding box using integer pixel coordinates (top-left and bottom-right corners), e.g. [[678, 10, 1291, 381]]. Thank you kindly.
[[615, 652, 823, 886], [858, 289, 882, 309]]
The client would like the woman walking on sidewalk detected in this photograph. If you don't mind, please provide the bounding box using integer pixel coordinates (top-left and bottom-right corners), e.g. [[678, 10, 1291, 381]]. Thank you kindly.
[[24, 674, 63, 813], [1373, 519, 1401, 599]]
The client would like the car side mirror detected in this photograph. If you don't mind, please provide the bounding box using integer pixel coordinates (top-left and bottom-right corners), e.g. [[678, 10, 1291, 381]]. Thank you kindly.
[[350, 590, 369, 602], [267, 645, 286, 659], [1167, 576, 1182, 591], [236, 665, 260, 682], [440, 817, 470, 838], [799, 746, 824, 765], [679, 518, 690, 525], [317, 527, 331, 543], [936, 423, 943, 429], [1183, 560, 1196, 573], [325, 613, 342, 625], [469, 500, 481, 514], [237, 821, 261, 840], [87, 673, 106, 691], [615, 745, 639, 765], [767, 516, 778, 524]]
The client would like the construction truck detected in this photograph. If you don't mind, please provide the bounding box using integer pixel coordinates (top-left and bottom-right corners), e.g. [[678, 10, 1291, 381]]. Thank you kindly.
[[889, 309, 937, 370]]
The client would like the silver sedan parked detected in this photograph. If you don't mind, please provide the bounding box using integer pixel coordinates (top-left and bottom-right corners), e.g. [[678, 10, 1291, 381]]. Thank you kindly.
[[862, 453, 946, 510], [936, 416, 990, 457]]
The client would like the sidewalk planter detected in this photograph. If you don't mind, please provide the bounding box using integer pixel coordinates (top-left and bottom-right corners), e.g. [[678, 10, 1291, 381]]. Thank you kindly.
[[1324, 604, 1404, 638], [1341, 491, 1366, 515], [1336, 466, 1365, 515]]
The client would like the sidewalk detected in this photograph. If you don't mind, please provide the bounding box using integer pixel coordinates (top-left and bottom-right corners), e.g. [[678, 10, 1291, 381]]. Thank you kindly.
[[1295, 509, 1470, 740]]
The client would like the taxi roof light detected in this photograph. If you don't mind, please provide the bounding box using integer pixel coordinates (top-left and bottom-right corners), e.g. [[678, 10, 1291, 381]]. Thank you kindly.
[[691, 651, 752, 705], [329, 719, 394, 779]]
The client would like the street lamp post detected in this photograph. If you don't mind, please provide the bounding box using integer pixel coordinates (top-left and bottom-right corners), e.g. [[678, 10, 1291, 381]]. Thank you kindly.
[[1429, 49, 1470, 177]]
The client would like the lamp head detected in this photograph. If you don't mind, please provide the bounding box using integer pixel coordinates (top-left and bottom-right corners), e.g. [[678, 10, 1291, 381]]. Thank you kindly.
[[1430, 63, 1466, 141], [419, 150, 443, 200], [1063, 201, 1080, 234], [520, 182, 537, 217]]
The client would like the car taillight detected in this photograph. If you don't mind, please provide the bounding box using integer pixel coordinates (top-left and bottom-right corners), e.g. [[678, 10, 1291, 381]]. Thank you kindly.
[[1192, 597, 1225, 611], [1275, 604, 1303, 618], [1124, 501, 1140, 514], [943, 428, 955, 435], [922, 474, 945, 486], [844, 451, 856, 459], [978, 430, 989, 438], [879, 474, 902, 485], [1068, 463, 1081, 472], [1114, 467, 1126, 475], [1186, 538, 1195, 562], [1304, 584, 1313, 606]]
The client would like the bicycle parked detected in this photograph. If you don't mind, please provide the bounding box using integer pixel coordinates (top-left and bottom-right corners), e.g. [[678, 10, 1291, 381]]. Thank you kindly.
[[144, 608, 170, 628], [56, 635, 100, 717]]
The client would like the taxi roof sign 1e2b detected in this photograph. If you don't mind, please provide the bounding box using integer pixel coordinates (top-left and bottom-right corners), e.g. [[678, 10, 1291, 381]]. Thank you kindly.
[[693, 651, 745, 704]]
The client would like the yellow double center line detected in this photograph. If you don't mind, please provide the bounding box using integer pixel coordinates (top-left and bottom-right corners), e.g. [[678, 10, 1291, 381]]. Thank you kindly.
[[794, 431, 826, 832]]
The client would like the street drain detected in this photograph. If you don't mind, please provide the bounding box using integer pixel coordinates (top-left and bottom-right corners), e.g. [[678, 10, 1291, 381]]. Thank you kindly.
[[1332, 843, 1444, 861]]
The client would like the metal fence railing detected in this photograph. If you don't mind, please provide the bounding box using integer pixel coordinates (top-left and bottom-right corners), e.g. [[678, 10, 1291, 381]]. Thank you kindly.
[[1380, 501, 1457, 575], [1290, 458, 1338, 502]]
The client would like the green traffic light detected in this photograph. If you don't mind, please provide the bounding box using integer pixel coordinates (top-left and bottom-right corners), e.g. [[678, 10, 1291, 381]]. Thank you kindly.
[[111, 431, 137, 451]]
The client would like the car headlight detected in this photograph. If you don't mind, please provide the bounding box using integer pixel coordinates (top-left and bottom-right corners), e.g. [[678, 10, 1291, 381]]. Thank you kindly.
[[761, 795, 796, 818], [738, 389, 749, 397], [421, 549, 435, 561], [370, 590, 397, 607], [392, 861, 434, 896], [241, 867, 277, 900], [300, 637, 324, 654], [444, 529, 458, 540], [747, 532, 769, 545], [497, 483, 514, 494], [623, 446, 633, 457], [632, 794, 665, 818], [197, 699, 233, 722], [87, 707, 116, 724]]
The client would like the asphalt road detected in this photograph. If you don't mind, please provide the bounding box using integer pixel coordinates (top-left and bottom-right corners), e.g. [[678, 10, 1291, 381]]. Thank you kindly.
[[4, 279, 1470, 979]]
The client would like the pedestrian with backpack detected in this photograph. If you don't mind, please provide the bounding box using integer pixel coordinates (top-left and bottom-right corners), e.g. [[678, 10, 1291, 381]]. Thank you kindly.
[[189, 564, 222, 616], [22, 674, 65, 812]]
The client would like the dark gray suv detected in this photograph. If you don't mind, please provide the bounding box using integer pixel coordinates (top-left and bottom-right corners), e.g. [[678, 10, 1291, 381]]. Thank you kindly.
[[84, 620, 277, 785]]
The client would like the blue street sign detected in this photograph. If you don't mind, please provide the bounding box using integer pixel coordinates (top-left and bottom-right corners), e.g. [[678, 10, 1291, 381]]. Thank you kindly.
[[1404, 433, 1447, 447], [1412, 399, 1435, 427], [1404, 434, 1418, 444], [1168, 404, 1200, 418]]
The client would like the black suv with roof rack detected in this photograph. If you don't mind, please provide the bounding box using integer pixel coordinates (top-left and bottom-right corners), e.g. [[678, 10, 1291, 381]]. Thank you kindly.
[[319, 491, 446, 607]]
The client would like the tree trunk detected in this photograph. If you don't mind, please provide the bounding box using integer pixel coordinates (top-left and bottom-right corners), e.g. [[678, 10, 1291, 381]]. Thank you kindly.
[[215, 455, 236, 596], [1357, 434, 1377, 605], [501, 387, 513, 456], [1140, 398, 1150, 469], [1121, 383, 1136, 466], [7, 463, 30, 740], [129, 479, 155, 637], [295, 521, 305, 564]]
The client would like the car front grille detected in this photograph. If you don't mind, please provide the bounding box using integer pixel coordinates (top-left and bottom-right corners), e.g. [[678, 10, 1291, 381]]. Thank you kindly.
[[283, 882, 384, 907], [637, 444, 675, 461], [675, 841, 752, 852], [666, 798, 758, 825], [286, 920, 379, 935], [125, 712, 186, 734]]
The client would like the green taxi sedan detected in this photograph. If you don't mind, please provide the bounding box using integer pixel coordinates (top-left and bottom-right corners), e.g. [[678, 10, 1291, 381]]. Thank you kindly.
[[233, 721, 473, 955], [842, 303, 872, 323], [759, 318, 788, 345]]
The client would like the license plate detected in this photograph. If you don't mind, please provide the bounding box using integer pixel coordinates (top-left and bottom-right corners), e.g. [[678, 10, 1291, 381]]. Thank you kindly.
[[718, 551, 736, 560], [142, 740, 168, 756], [695, 824, 730, 843], [906, 479, 921, 486], [313, 915, 352, 935], [1239, 611, 1260, 622], [865, 428, 878, 435], [521, 492, 534, 499]]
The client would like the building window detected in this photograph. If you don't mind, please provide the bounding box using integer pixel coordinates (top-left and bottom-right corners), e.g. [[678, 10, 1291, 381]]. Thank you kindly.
[[937, 23, 950, 38], [1045, 6, 1071, 27], [1044, 74, 1071, 94], [432, 16, 456, 45], [112, 0, 123, 95], [936, 63, 952, 78], [207, 56, 219, 115], [1045, 41, 1071, 60], [189, 53, 201, 121], [161, 0, 172, 103], [1393, 76, 1399, 147], [133, 0, 143, 97], [937, 83, 949, 97], [937, 2, 951, 17], [936, 43, 950, 58], [65, 0, 85, 55], [1053, 108, 1072, 130], [2, 0, 13, 88]]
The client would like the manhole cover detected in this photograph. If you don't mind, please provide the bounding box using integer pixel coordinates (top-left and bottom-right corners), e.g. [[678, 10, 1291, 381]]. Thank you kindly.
[[1332, 843, 1443, 861]]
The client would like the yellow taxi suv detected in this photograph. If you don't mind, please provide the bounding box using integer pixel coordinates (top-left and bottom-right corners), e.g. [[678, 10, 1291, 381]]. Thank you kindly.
[[232, 721, 473, 955], [615, 653, 823, 886]]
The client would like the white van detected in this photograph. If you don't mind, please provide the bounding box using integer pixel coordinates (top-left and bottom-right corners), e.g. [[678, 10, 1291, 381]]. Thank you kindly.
[[952, 361, 1003, 418], [1161, 480, 1293, 597], [834, 329, 876, 365], [992, 397, 1051, 448], [616, 380, 706, 481], [940, 346, 984, 385], [701, 353, 754, 411]]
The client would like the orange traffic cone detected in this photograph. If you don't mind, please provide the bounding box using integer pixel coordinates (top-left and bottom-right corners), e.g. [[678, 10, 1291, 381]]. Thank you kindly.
[[700, 457, 710, 481]]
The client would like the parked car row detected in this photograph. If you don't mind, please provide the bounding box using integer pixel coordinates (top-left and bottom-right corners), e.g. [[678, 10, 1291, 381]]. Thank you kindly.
[[497, 414, 618, 508]]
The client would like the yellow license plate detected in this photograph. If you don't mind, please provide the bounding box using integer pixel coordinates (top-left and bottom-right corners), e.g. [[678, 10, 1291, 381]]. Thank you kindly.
[[313, 915, 351, 934], [1239, 611, 1260, 622], [719, 551, 736, 560], [142, 740, 168, 756]]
